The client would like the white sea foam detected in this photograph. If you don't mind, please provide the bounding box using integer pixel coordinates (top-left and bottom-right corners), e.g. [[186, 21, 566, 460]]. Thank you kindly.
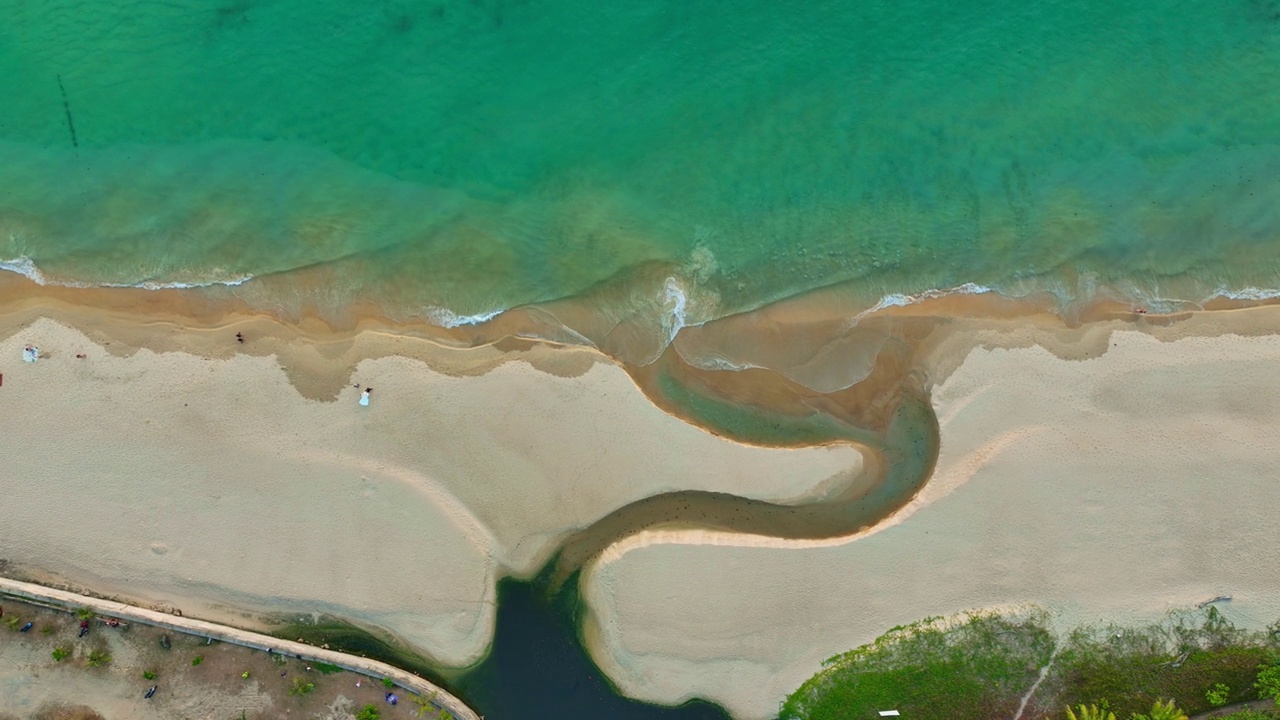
[[0, 256, 253, 290], [662, 276, 689, 345], [0, 257, 50, 285], [1209, 285, 1280, 301], [846, 282, 994, 327], [424, 305, 506, 328]]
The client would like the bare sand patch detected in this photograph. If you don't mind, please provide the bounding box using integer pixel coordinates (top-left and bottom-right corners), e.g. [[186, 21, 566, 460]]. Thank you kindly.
[[582, 319, 1280, 719], [0, 316, 861, 668]]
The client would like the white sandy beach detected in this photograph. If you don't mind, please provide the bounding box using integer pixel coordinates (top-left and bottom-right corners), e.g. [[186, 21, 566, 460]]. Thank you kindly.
[[581, 315, 1280, 719], [0, 316, 862, 668]]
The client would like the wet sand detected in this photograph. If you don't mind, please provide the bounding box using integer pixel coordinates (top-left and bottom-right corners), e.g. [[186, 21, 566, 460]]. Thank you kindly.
[[580, 306, 1280, 719]]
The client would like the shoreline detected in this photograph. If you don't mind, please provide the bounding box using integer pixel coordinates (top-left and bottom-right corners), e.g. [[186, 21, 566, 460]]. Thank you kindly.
[[5, 273, 1280, 716]]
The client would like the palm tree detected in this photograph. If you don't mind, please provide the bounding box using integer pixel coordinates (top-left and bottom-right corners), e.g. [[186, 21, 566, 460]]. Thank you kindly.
[[1066, 704, 1116, 720], [1133, 699, 1188, 720]]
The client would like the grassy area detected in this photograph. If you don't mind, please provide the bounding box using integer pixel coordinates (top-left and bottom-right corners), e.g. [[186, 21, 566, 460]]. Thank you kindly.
[[780, 610, 1056, 720], [1046, 608, 1277, 717], [782, 607, 1280, 720]]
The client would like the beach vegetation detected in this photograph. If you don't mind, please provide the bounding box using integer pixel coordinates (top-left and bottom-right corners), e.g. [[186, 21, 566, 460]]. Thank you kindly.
[[1065, 704, 1115, 720], [1257, 662, 1280, 704], [382, 677, 395, 689], [1207, 683, 1232, 706], [1216, 711, 1277, 720], [242, 670, 250, 679], [779, 610, 1055, 720], [142, 670, 156, 680], [74, 608, 95, 622], [85, 649, 111, 667], [411, 691, 438, 716], [311, 661, 343, 674], [40, 623, 56, 634], [355, 705, 380, 720], [784, 607, 1280, 719], [1128, 698, 1188, 720], [51, 646, 71, 662], [438, 711, 454, 720], [3, 615, 21, 630], [289, 677, 316, 696], [191, 655, 203, 666]]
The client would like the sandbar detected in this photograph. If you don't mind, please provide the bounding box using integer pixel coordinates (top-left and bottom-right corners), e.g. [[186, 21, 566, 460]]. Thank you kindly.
[[582, 309, 1280, 719], [0, 311, 862, 669]]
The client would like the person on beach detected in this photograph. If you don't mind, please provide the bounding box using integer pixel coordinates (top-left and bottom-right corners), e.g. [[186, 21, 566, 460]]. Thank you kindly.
[[359, 387, 372, 406], [236, 332, 244, 343]]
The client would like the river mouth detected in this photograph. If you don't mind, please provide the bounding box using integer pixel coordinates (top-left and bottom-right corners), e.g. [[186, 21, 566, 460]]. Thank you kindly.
[[271, 572, 732, 719], [267, 372, 939, 718]]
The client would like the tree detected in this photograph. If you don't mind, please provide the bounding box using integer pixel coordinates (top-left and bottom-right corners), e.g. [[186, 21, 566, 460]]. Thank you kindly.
[[1066, 705, 1115, 720], [1130, 699, 1188, 720]]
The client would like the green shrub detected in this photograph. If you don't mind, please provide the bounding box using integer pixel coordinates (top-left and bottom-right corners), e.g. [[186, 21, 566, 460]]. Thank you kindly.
[[191, 655, 203, 666], [382, 677, 395, 689], [86, 649, 111, 667], [1216, 712, 1275, 720], [1129, 698, 1188, 720], [289, 677, 316, 696], [312, 661, 343, 675], [355, 706, 380, 720], [1065, 705, 1115, 720], [142, 670, 157, 680], [1258, 664, 1280, 704], [1207, 683, 1231, 706], [51, 646, 71, 662]]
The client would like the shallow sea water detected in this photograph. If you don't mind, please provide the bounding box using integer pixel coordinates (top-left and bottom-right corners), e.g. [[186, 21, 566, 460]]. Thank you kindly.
[[2, 0, 1279, 331]]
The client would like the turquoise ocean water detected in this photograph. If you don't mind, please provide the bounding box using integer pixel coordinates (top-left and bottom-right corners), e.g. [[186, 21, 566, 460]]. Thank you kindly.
[[3, 0, 1280, 340]]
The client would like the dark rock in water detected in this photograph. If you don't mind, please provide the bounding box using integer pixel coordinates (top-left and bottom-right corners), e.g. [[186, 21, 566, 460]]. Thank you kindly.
[[160, 634, 171, 649]]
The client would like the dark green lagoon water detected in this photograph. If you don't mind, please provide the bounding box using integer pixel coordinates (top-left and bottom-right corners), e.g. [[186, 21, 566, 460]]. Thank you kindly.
[[455, 578, 730, 720]]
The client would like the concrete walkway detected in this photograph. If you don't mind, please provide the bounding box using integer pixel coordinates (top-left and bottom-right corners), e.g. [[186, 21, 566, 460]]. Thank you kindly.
[[0, 576, 481, 720]]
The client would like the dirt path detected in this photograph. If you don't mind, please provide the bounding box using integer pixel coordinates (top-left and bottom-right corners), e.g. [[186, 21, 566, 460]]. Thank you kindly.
[[0, 576, 481, 720], [1189, 699, 1277, 719]]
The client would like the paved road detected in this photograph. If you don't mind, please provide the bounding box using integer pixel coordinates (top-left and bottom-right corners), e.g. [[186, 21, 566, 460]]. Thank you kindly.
[[0, 576, 481, 720]]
